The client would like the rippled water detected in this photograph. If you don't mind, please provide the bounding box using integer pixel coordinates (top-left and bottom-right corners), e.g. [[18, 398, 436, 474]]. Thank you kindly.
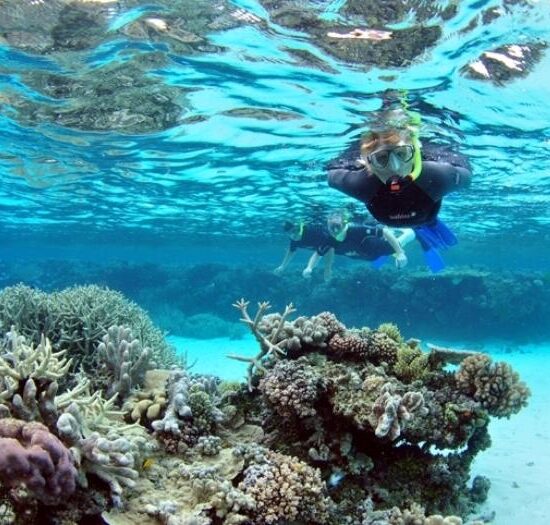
[[0, 0, 549, 250]]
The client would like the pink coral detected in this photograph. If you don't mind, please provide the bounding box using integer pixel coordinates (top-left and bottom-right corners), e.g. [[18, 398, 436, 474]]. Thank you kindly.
[[0, 418, 77, 503]]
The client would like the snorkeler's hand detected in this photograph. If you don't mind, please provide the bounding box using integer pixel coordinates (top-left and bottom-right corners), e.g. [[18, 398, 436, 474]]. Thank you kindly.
[[273, 266, 284, 276], [302, 268, 312, 279], [394, 253, 408, 269]]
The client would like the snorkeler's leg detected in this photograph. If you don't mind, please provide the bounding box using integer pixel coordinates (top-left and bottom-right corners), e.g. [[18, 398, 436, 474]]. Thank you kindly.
[[323, 248, 335, 282], [274, 246, 295, 275], [303, 251, 322, 279]]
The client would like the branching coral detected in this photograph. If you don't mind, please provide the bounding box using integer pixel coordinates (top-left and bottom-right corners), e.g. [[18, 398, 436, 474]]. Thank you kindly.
[[455, 354, 530, 417], [96, 325, 152, 403], [151, 370, 224, 444], [0, 284, 179, 376]]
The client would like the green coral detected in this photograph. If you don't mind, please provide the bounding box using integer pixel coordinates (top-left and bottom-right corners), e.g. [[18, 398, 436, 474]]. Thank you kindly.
[[377, 322, 403, 344], [393, 345, 431, 383], [188, 385, 217, 434]]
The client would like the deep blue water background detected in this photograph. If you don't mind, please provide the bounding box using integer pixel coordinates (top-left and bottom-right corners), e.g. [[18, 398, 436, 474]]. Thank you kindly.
[[0, 0, 549, 346]]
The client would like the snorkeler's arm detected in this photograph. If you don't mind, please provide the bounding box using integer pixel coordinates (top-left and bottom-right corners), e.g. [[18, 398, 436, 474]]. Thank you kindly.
[[382, 227, 407, 268], [323, 248, 335, 282], [303, 252, 322, 279], [418, 161, 472, 201], [396, 228, 416, 248], [327, 143, 380, 202], [274, 246, 296, 275]]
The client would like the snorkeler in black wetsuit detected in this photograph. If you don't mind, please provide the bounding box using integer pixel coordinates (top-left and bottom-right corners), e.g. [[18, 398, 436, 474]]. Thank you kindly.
[[325, 212, 413, 273], [334, 223, 390, 259], [327, 127, 472, 271], [274, 221, 334, 279]]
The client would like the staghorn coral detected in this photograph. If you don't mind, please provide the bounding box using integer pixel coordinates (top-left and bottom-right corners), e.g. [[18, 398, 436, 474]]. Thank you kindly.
[[258, 357, 326, 418], [0, 284, 179, 378], [370, 383, 428, 440], [96, 325, 152, 403], [56, 394, 149, 507], [0, 418, 77, 505], [0, 328, 72, 426], [455, 354, 530, 417]]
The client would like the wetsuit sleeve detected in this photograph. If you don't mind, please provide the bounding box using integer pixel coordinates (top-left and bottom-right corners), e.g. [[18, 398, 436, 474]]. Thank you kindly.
[[417, 161, 472, 201], [326, 142, 380, 202]]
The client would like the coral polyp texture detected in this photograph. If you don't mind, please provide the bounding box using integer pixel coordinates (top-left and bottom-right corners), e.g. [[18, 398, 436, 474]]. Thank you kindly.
[[0, 289, 528, 525]]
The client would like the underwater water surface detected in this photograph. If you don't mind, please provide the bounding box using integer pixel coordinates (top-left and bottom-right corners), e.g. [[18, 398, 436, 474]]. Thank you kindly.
[[0, 0, 549, 524]]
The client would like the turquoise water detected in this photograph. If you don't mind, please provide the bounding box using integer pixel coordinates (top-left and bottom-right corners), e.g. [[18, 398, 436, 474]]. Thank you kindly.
[[0, 0, 549, 255], [1, 1, 550, 524]]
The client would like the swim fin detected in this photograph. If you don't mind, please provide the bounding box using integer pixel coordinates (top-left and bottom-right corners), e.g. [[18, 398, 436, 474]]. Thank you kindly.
[[371, 255, 390, 269], [423, 247, 445, 273]]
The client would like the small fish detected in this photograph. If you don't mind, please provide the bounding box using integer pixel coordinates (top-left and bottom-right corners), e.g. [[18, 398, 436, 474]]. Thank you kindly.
[[142, 458, 155, 470]]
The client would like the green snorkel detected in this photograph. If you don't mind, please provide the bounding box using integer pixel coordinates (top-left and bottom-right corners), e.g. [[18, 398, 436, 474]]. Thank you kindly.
[[398, 92, 423, 181], [296, 220, 305, 240]]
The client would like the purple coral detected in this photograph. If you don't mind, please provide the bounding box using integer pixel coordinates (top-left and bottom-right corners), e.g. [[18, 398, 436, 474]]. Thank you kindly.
[[0, 418, 77, 504]]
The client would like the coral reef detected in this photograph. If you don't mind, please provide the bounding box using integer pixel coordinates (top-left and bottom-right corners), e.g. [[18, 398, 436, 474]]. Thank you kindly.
[[0, 288, 531, 524], [2, 262, 548, 341]]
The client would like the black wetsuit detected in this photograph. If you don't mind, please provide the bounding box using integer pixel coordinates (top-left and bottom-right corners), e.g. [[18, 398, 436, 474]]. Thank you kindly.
[[334, 224, 392, 260], [327, 141, 472, 228], [290, 224, 333, 255]]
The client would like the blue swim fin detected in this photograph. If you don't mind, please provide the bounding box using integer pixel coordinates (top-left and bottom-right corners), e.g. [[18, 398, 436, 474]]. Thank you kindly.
[[415, 219, 457, 250], [371, 255, 390, 269], [423, 247, 445, 273]]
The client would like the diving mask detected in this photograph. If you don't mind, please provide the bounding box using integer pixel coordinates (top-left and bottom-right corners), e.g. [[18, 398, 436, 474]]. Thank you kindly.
[[367, 144, 414, 170]]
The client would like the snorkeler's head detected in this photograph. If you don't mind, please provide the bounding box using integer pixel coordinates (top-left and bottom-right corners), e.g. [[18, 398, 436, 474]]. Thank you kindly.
[[360, 128, 418, 184], [284, 220, 304, 241], [327, 211, 349, 241]]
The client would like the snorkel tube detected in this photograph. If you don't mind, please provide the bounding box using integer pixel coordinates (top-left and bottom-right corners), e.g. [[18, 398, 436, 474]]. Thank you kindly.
[[398, 92, 423, 180], [328, 210, 350, 241], [296, 220, 305, 240]]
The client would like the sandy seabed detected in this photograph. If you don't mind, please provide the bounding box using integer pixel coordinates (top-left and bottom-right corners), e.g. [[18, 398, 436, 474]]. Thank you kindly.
[[169, 335, 550, 525]]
